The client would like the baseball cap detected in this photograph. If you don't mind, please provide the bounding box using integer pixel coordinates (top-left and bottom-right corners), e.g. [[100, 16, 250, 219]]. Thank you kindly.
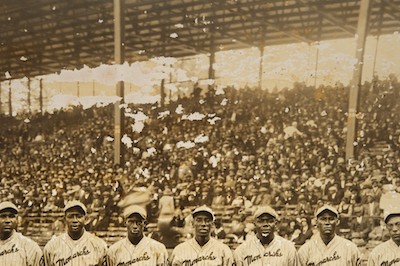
[[315, 205, 339, 218], [124, 205, 147, 220], [384, 206, 400, 223], [64, 200, 87, 214], [254, 206, 279, 220], [0, 201, 19, 214], [192, 206, 215, 221]]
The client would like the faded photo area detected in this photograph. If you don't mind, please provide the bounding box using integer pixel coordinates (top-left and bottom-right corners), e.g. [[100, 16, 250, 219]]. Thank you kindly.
[[1, 1, 400, 266]]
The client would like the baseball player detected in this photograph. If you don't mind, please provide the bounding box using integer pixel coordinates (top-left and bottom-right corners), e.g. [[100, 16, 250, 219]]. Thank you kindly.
[[298, 205, 361, 266], [233, 205, 299, 265], [43, 200, 107, 266], [170, 205, 234, 266], [0, 201, 44, 266], [367, 206, 400, 266], [106, 205, 168, 266]]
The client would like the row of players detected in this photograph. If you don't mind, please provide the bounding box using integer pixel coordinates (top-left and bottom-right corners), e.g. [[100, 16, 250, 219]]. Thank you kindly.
[[0, 200, 399, 265]]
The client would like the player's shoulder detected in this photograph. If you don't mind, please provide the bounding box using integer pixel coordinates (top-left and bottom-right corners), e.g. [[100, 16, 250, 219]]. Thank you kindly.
[[14, 232, 33, 242], [145, 236, 167, 249], [15, 232, 40, 247], [85, 231, 108, 246], [370, 239, 390, 254], [235, 235, 256, 250], [173, 240, 189, 251], [210, 238, 232, 252], [108, 237, 126, 252], [275, 234, 294, 244], [337, 235, 358, 248], [234, 240, 250, 254], [274, 235, 297, 249], [298, 237, 317, 255], [44, 233, 65, 250], [298, 237, 313, 249]]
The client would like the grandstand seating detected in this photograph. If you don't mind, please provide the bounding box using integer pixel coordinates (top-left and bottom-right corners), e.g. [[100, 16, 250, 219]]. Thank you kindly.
[[2, 77, 400, 266]]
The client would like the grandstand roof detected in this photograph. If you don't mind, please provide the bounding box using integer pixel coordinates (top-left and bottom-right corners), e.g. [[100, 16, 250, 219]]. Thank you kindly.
[[1, 0, 399, 82]]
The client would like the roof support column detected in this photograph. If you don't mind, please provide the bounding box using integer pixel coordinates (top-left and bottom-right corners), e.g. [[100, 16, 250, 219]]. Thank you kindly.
[[27, 78, 31, 114], [314, 44, 320, 88], [39, 79, 43, 115], [259, 26, 266, 90], [258, 47, 264, 90], [208, 42, 215, 84], [0, 82, 2, 115], [114, 0, 125, 166], [372, 2, 384, 76], [160, 79, 165, 108], [8, 80, 12, 117], [160, 28, 166, 108], [209, 14, 216, 90], [345, 0, 372, 161]]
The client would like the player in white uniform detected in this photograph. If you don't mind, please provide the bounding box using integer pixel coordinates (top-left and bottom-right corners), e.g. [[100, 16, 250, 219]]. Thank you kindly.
[[0, 201, 44, 266], [107, 205, 168, 266], [298, 205, 361, 266], [234, 205, 299, 265], [367, 206, 400, 266], [43, 200, 107, 266], [170, 205, 234, 266]]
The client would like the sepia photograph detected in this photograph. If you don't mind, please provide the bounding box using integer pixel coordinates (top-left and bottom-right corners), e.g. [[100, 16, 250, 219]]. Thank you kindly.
[[1, 0, 400, 265]]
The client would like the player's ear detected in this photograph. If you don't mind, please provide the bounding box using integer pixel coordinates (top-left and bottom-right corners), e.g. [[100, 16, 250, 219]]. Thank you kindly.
[[83, 214, 89, 224], [335, 218, 340, 226]]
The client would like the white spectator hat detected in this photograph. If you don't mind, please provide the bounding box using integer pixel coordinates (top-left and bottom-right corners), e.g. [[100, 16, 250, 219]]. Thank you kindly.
[[64, 200, 87, 214], [315, 205, 339, 218], [124, 205, 147, 220], [192, 205, 215, 221], [384, 206, 400, 223], [254, 205, 279, 220], [0, 201, 18, 213]]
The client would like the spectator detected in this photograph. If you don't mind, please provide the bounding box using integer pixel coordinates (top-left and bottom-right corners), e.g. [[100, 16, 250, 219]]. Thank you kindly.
[[363, 192, 381, 217]]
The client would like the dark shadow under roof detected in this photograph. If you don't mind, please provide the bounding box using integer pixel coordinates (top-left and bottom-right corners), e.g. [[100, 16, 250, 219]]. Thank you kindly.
[[1, 0, 399, 82]]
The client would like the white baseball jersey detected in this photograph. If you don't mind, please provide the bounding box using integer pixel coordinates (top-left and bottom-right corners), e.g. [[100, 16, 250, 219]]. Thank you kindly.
[[43, 231, 107, 266], [233, 234, 299, 266], [107, 236, 168, 266], [367, 239, 400, 266], [298, 233, 361, 266], [0, 230, 43, 266], [171, 237, 234, 266]]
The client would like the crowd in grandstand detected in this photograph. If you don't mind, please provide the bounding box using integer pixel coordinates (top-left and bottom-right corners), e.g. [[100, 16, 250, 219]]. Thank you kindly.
[[0, 75, 399, 250]]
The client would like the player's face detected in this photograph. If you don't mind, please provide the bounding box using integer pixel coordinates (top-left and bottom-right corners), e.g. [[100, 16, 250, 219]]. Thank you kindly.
[[193, 213, 213, 237], [255, 214, 276, 237], [316, 211, 339, 236], [65, 208, 86, 236], [386, 215, 400, 245], [126, 214, 145, 238], [0, 210, 18, 240]]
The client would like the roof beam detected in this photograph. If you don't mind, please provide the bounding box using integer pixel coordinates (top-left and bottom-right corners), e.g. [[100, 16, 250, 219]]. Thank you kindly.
[[296, 0, 356, 36], [379, 0, 400, 22], [221, 1, 313, 43]]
